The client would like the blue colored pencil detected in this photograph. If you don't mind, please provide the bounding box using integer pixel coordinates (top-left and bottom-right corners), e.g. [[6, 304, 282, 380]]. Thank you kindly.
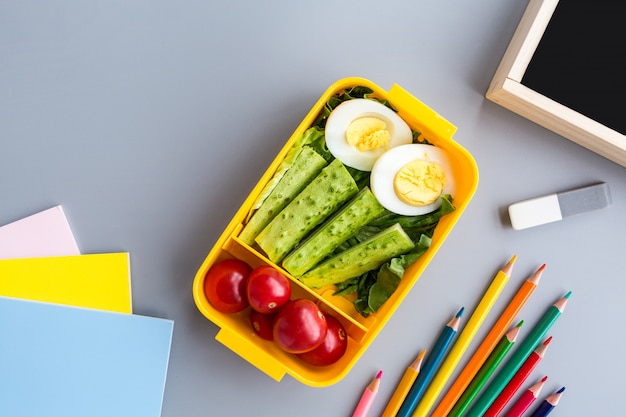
[[395, 307, 464, 417]]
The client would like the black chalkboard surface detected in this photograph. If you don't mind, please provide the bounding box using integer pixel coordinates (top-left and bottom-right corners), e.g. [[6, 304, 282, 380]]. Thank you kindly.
[[486, 0, 626, 168], [521, 1, 625, 135]]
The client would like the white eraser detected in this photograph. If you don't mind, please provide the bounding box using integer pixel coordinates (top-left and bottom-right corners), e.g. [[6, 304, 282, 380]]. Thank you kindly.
[[508, 182, 611, 230]]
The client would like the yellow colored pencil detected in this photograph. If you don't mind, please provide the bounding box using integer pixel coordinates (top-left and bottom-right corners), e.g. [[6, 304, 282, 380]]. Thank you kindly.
[[381, 349, 426, 417], [410, 255, 516, 417]]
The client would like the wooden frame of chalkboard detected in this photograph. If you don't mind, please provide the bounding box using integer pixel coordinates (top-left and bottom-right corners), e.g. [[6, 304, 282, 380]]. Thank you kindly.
[[486, 0, 626, 168]]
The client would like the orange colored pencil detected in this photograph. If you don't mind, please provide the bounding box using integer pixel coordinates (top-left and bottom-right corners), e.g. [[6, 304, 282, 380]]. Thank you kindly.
[[380, 349, 426, 417], [483, 337, 552, 417], [504, 376, 548, 417], [431, 262, 545, 417]]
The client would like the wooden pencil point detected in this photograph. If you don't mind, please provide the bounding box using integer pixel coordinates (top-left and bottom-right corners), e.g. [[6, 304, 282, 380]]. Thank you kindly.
[[529, 376, 548, 395], [554, 294, 571, 312], [527, 264, 546, 285], [506, 322, 523, 342], [410, 349, 426, 371], [502, 255, 517, 276], [544, 386, 566, 407], [369, 370, 382, 391], [534, 337, 552, 358]]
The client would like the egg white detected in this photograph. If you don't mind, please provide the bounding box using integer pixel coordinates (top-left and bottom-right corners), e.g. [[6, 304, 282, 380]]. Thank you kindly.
[[325, 99, 413, 171], [370, 143, 455, 216]]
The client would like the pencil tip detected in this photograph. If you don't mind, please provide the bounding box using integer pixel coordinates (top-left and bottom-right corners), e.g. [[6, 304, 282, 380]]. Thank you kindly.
[[557, 387, 566, 393], [516, 320, 524, 327], [541, 375, 548, 382], [507, 323, 523, 341], [376, 370, 383, 379], [543, 336, 553, 345], [528, 264, 546, 284], [502, 255, 517, 275], [456, 307, 465, 318], [564, 291, 572, 299]]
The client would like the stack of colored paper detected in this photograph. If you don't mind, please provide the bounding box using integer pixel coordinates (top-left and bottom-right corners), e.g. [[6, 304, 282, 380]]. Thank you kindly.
[[0, 206, 174, 417]]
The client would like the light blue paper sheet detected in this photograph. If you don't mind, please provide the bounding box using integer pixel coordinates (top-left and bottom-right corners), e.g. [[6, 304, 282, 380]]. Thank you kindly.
[[0, 296, 174, 417]]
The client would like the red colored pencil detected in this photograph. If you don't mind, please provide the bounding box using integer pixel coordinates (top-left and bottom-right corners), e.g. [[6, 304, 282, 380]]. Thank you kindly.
[[483, 337, 552, 417], [503, 376, 548, 417]]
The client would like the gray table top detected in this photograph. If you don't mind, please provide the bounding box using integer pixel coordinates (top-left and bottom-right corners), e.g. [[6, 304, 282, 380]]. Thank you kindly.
[[1, 1, 623, 416]]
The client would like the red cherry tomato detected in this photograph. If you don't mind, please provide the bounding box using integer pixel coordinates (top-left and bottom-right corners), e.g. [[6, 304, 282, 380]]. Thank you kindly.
[[297, 313, 348, 366], [246, 265, 292, 314], [203, 258, 252, 313], [249, 310, 276, 341], [273, 298, 328, 354]]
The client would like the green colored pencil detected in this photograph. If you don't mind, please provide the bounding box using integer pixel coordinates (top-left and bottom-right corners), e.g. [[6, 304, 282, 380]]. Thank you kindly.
[[448, 321, 523, 417], [465, 292, 571, 417]]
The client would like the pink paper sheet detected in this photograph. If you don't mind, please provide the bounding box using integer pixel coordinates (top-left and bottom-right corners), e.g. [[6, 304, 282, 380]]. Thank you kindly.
[[0, 206, 80, 259]]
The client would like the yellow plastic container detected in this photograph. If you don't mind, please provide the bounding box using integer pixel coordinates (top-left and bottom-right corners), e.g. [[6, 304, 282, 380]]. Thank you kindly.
[[192, 77, 479, 387]]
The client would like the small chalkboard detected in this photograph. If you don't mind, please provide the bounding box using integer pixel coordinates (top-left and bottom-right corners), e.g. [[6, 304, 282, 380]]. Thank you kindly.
[[486, 0, 626, 168]]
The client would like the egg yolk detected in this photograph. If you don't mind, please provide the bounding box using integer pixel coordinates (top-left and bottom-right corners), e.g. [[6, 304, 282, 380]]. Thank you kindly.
[[394, 159, 446, 206], [345, 117, 390, 152]]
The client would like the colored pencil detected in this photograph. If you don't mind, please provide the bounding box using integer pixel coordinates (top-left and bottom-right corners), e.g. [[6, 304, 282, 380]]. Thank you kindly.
[[352, 370, 382, 417], [465, 291, 570, 417], [504, 376, 548, 417], [483, 337, 552, 417], [381, 349, 426, 417], [448, 321, 524, 417], [412, 256, 517, 417], [395, 307, 464, 417], [432, 262, 544, 417], [528, 386, 565, 417]]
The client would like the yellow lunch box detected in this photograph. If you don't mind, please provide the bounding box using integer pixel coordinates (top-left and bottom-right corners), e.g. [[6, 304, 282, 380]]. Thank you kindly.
[[192, 77, 479, 387]]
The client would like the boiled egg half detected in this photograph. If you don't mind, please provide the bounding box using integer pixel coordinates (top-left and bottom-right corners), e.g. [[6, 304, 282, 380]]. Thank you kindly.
[[370, 143, 455, 215], [325, 99, 413, 171]]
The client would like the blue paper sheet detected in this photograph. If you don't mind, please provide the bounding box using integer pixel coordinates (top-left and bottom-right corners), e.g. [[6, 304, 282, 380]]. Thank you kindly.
[[0, 296, 174, 417]]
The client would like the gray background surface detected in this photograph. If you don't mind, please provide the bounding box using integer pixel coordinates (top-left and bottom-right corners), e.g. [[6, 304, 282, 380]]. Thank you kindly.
[[1, 1, 624, 416]]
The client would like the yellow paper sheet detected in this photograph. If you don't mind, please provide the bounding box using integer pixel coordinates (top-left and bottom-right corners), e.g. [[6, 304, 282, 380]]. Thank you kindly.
[[0, 253, 132, 313]]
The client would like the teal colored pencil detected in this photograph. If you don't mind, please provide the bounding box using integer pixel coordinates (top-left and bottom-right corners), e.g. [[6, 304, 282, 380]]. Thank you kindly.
[[395, 307, 464, 417], [465, 292, 571, 417], [448, 320, 523, 417]]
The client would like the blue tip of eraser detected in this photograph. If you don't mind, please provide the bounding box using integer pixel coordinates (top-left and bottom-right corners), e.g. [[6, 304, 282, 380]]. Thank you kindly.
[[508, 182, 611, 230]]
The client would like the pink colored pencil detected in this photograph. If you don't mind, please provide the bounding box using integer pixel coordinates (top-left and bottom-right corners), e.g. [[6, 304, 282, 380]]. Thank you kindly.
[[504, 376, 548, 417], [352, 370, 382, 417]]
